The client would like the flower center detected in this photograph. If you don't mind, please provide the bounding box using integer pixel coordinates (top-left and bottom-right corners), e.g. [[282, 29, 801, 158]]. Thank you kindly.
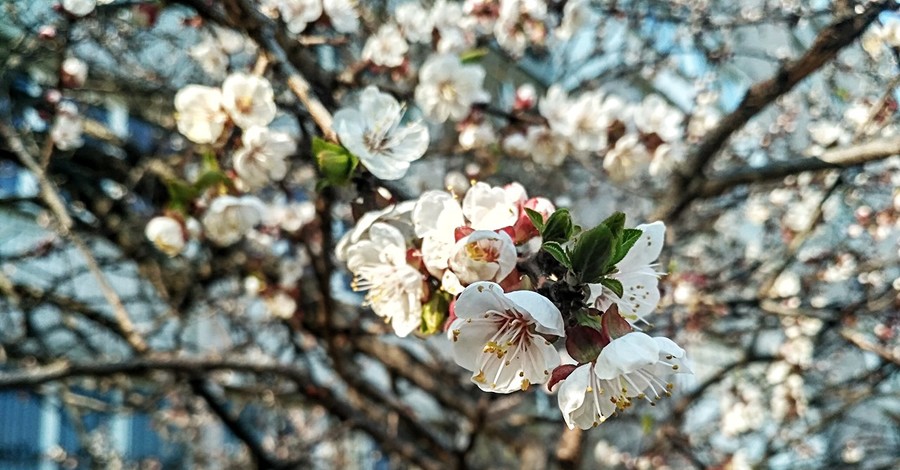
[[438, 81, 458, 101], [236, 95, 254, 114], [465, 241, 499, 262]]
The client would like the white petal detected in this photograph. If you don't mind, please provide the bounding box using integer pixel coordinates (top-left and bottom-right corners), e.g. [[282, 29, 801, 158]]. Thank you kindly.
[[618, 221, 665, 270], [594, 332, 660, 379], [454, 281, 507, 320], [450, 318, 497, 370], [505, 290, 564, 336], [557, 364, 591, 429], [413, 190, 463, 236]]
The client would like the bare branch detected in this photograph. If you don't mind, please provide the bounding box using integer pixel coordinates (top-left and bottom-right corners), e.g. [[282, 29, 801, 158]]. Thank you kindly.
[[655, 0, 898, 220], [697, 136, 900, 198], [0, 121, 149, 354]]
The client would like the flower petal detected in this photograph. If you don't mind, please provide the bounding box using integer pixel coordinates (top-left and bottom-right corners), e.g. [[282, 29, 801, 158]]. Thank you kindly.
[[618, 221, 665, 270], [453, 281, 507, 319], [505, 290, 564, 336]]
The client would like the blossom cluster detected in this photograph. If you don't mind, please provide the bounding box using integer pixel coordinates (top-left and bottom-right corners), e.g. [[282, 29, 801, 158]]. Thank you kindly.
[[500, 86, 690, 180], [127, 0, 695, 432], [337, 182, 691, 429], [335, 181, 551, 336]]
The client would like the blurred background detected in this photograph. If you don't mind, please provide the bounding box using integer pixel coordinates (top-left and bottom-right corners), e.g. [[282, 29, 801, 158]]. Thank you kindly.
[[0, 0, 899, 468]]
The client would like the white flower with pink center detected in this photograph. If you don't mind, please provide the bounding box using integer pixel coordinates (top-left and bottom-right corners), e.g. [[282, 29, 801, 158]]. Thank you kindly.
[[461, 182, 520, 231], [174, 85, 228, 144], [362, 24, 409, 68], [346, 223, 424, 337], [221, 73, 277, 130], [233, 126, 296, 189], [145, 216, 186, 257], [449, 282, 564, 393], [415, 54, 489, 123], [557, 331, 689, 429], [448, 230, 517, 285]]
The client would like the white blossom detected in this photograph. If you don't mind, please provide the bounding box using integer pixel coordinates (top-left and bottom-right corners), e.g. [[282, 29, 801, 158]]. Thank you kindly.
[[174, 85, 228, 144], [396, 3, 434, 43], [458, 121, 497, 150], [233, 126, 296, 189], [563, 91, 609, 155], [190, 35, 229, 81], [347, 223, 424, 337], [323, 0, 359, 33], [588, 221, 665, 323], [269, 200, 316, 232], [448, 230, 517, 285], [333, 86, 429, 180], [603, 134, 652, 182], [145, 216, 186, 257], [415, 54, 489, 123], [221, 73, 277, 130], [202, 196, 264, 246], [50, 102, 84, 151], [265, 292, 297, 319], [539, 86, 573, 134], [633, 95, 683, 142], [277, 0, 323, 34], [461, 182, 520, 231], [523, 126, 568, 167], [557, 332, 689, 429], [362, 24, 408, 68], [448, 282, 564, 393], [335, 201, 416, 261], [556, 0, 591, 40], [413, 190, 466, 277], [61, 0, 96, 16], [61, 57, 88, 88]]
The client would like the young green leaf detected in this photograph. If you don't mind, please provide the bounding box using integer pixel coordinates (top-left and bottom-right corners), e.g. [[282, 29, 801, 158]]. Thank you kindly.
[[608, 228, 643, 267], [524, 207, 546, 231], [460, 47, 489, 63], [542, 241, 571, 268], [542, 208, 574, 243], [570, 223, 614, 283], [420, 291, 451, 335], [313, 136, 358, 186], [601, 211, 626, 240], [599, 278, 624, 298], [194, 170, 229, 193], [165, 179, 199, 212]]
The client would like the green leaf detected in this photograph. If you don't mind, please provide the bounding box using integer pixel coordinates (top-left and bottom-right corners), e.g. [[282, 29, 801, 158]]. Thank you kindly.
[[570, 223, 614, 284], [313, 137, 358, 186], [600, 278, 624, 298], [542, 208, 574, 243], [165, 179, 199, 212], [524, 207, 545, 231], [641, 414, 654, 435], [608, 228, 643, 268], [601, 212, 626, 240], [420, 291, 451, 336], [573, 309, 603, 331], [460, 47, 489, 63], [542, 241, 570, 268], [201, 150, 220, 172], [194, 170, 229, 192]]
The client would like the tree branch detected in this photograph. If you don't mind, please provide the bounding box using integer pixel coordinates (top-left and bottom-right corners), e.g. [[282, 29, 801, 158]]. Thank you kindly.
[[190, 378, 290, 470], [0, 121, 149, 354], [697, 136, 900, 198], [655, 0, 898, 221]]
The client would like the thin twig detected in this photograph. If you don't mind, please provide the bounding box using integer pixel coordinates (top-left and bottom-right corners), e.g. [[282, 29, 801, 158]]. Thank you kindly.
[[0, 121, 149, 353]]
